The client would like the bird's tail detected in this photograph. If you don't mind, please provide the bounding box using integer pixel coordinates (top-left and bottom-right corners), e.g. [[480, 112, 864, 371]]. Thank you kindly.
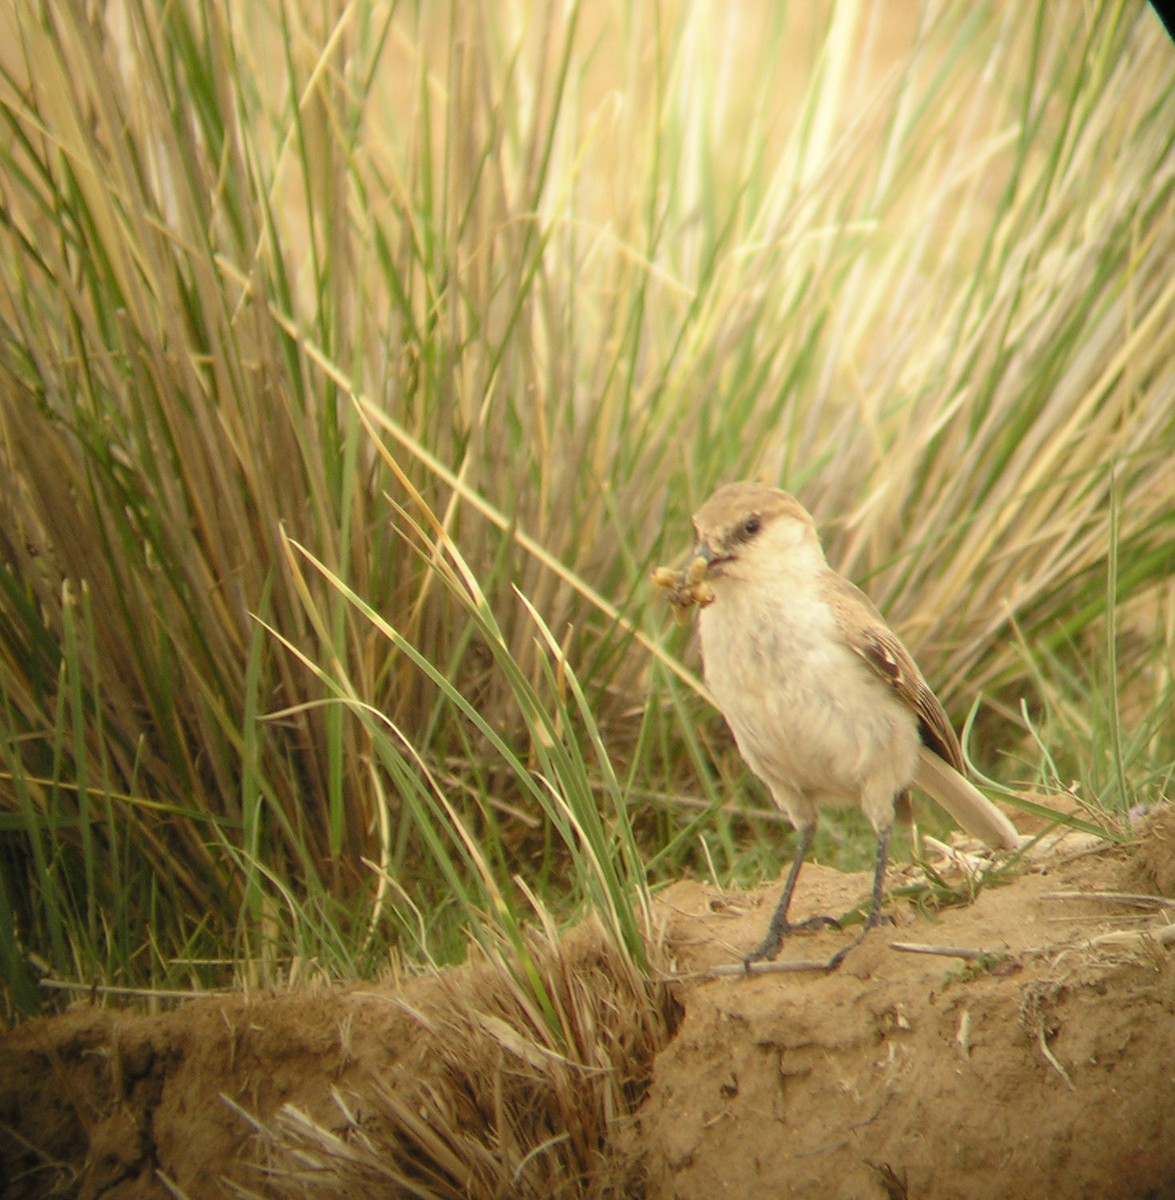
[[913, 747, 1022, 850]]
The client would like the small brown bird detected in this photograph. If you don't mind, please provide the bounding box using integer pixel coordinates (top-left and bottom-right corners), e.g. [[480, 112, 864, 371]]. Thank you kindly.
[[685, 482, 1020, 967]]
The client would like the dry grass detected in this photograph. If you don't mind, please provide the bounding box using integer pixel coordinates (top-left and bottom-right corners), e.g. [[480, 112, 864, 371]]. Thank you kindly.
[[233, 917, 675, 1200]]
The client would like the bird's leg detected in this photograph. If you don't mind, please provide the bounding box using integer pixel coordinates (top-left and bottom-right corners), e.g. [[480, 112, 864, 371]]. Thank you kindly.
[[744, 825, 840, 968], [826, 822, 893, 970]]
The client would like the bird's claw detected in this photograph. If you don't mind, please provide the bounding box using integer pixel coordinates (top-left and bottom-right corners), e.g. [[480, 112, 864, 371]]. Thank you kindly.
[[742, 913, 842, 970]]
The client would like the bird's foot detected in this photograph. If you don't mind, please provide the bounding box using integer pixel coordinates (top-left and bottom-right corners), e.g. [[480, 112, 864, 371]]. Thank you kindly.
[[824, 908, 893, 970], [743, 914, 841, 970]]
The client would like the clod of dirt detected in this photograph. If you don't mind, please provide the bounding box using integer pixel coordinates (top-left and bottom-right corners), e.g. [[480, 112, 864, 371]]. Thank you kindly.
[[1125, 804, 1175, 898]]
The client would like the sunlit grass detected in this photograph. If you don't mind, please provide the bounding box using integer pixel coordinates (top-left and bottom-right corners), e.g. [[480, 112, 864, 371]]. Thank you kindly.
[[0, 0, 1172, 1020]]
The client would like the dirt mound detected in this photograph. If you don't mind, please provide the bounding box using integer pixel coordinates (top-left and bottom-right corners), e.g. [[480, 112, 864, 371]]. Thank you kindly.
[[636, 835, 1175, 1200], [3, 812, 1174, 1199], [0, 923, 671, 1199]]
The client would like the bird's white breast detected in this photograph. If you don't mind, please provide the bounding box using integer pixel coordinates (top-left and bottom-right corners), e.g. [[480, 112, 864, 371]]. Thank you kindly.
[[697, 569, 919, 826]]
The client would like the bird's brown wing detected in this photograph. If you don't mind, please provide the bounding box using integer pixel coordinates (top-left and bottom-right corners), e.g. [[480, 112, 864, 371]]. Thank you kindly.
[[827, 574, 965, 774]]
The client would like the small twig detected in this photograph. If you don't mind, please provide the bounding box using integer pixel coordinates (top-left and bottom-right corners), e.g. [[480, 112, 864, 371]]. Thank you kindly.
[[920, 835, 992, 875], [889, 942, 991, 960], [1082, 924, 1175, 949], [155, 1169, 197, 1200], [662, 956, 838, 981], [38, 979, 228, 1001], [1043, 890, 1175, 911], [955, 1009, 971, 1058], [1037, 1025, 1075, 1091]]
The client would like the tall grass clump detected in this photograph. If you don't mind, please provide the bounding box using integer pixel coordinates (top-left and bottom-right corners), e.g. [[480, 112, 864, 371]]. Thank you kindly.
[[0, 1, 1172, 1016]]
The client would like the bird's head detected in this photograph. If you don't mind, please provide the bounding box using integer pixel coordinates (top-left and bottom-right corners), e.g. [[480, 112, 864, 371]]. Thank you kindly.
[[690, 482, 824, 589]]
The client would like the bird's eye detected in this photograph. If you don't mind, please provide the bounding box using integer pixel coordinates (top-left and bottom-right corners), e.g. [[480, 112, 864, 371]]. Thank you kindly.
[[741, 515, 761, 539]]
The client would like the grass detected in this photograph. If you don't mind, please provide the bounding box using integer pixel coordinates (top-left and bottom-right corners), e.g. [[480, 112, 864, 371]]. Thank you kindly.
[[232, 916, 675, 1200], [0, 0, 1172, 1026]]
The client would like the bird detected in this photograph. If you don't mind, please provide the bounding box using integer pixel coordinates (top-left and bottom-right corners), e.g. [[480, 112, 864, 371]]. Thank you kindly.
[[684, 481, 1020, 967]]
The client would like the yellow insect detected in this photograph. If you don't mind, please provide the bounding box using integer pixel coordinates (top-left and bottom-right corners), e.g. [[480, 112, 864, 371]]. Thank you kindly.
[[651, 555, 714, 625]]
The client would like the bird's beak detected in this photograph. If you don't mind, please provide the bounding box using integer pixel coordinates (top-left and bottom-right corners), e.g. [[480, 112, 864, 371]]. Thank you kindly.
[[692, 540, 729, 576]]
